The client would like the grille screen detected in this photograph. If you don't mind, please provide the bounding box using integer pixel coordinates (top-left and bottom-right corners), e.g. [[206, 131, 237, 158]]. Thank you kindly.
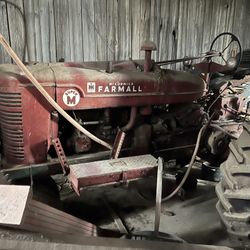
[[0, 92, 25, 161]]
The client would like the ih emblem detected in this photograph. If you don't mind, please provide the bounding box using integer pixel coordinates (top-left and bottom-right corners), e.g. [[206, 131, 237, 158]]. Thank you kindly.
[[87, 82, 96, 93], [63, 89, 80, 107]]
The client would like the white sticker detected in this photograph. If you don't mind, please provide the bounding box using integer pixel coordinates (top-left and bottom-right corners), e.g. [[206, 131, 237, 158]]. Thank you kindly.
[[63, 89, 80, 107], [87, 82, 96, 93], [86, 81, 143, 93]]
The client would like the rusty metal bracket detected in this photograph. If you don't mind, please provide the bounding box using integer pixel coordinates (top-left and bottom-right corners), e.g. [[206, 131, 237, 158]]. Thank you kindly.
[[154, 157, 163, 236], [111, 129, 126, 159], [52, 138, 69, 175], [121, 171, 128, 185]]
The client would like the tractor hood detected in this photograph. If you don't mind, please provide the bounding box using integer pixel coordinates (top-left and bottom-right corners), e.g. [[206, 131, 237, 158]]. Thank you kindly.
[[0, 62, 206, 109]]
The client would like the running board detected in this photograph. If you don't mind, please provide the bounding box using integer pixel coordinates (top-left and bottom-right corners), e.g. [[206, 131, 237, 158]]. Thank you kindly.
[[69, 154, 157, 195]]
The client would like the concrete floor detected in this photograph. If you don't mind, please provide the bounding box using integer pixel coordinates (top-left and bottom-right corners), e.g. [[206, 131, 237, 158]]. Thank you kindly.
[[122, 182, 229, 246], [60, 177, 232, 248], [0, 176, 234, 249]]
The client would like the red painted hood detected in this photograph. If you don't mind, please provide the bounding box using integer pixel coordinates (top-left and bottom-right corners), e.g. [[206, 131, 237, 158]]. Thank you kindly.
[[0, 62, 206, 109]]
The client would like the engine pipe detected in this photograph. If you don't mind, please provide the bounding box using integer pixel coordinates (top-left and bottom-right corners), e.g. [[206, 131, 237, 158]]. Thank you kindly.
[[121, 107, 137, 132], [0, 34, 112, 150], [111, 107, 138, 159], [141, 41, 157, 72]]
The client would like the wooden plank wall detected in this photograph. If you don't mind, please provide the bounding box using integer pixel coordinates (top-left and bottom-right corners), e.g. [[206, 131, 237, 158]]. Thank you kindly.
[[0, 0, 250, 65]]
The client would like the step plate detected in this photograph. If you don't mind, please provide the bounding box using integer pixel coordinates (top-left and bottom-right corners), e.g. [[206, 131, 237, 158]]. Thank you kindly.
[[69, 154, 157, 194]]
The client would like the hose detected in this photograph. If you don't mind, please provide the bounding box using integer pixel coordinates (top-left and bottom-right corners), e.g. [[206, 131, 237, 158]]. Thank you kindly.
[[161, 124, 206, 202], [0, 33, 112, 150]]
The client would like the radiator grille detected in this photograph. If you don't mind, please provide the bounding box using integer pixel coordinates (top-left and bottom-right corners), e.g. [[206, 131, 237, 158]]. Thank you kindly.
[[0, 92, 25, 161]]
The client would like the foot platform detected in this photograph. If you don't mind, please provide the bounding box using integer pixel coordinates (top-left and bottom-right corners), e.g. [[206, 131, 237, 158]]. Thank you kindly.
[[69, 154, 157, 194]]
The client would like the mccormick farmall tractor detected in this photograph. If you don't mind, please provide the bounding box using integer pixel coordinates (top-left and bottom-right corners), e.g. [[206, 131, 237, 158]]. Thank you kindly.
[[0, 32, 250, 246]]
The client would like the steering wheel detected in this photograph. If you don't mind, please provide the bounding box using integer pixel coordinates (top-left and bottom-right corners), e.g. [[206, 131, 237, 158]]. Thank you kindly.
[[209, 32, 242, 72]]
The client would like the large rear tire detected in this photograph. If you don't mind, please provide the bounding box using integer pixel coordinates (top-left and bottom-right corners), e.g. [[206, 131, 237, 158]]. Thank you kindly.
[[216, 123, 250, 248]]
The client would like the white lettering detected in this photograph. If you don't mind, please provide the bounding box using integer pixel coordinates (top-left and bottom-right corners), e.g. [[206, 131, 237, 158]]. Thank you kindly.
[[104, 86, 110, 92], [63, 89, 80, 107], [126, 86, 131, 92], [118, 86, 125, 92], [88, 82, 143, 93]]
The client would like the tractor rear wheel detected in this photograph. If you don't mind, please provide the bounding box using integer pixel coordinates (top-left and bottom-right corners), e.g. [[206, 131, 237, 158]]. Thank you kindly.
[[216, 122, 250, 248]]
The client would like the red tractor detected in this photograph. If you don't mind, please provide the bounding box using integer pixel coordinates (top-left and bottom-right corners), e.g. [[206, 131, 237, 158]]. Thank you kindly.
[[0, 32, 249, 246]]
